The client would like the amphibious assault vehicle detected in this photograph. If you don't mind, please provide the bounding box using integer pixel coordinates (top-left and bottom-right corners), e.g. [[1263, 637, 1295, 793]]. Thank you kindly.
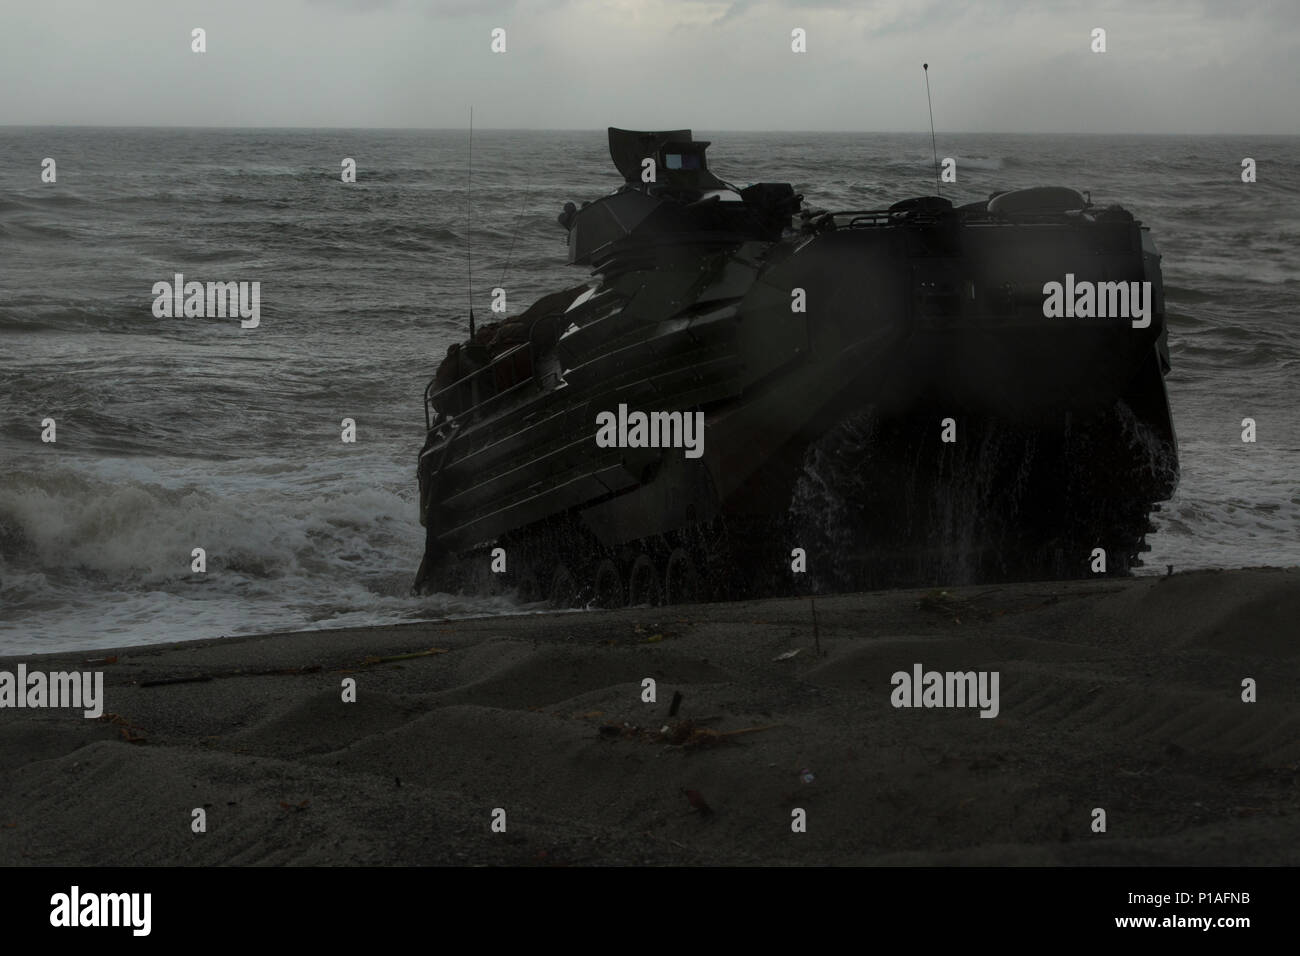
[[414, 128, 1178, 606]]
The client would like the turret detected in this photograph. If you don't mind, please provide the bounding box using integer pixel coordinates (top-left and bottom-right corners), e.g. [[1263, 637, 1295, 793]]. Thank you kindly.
[[560, 127, 801, 265]]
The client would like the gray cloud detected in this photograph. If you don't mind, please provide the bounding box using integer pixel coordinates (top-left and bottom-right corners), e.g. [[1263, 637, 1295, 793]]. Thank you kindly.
[[0, 0, 1294, 132]]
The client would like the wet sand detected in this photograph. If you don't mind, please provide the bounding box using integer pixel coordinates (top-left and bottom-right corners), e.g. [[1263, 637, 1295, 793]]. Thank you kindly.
[[2, 567, 1297, 866]]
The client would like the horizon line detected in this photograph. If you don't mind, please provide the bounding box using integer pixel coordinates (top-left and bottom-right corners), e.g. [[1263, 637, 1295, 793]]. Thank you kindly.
[[2, 124, 1296, 137]]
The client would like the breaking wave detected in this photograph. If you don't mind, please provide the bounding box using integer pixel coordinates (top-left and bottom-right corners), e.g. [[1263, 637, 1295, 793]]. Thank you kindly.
[[0, 468, 523, 653]]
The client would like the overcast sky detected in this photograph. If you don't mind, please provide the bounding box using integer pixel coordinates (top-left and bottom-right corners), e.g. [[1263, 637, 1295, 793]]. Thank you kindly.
[[2, 0, 1296, 133]]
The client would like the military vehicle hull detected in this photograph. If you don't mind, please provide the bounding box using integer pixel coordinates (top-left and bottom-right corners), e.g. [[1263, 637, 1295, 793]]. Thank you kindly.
[[414, 130, 1178, 606]]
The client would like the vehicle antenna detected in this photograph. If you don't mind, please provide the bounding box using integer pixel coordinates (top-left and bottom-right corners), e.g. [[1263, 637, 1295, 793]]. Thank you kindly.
[[499, 189, 529, 289], [923, 63, 941, 198], [467, 106, 475, 341]]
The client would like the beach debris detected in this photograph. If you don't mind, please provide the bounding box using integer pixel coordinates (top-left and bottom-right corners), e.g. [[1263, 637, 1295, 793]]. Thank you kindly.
[[681, 788, 713, 816], [361, 648, 449, 666], [913, 588, 1005, 624], [916, 589, 962, 619], [772, 648, 802, 661], [278, 799, 310, 812], [598, 718, 782, 749], [81, 656, 118, 666], [139, 675, 213, 687], [809, 596, 821, 657], [535, 845, 585, 866], [98, 712, 148, 744], [799, 768, 815, 784], [140, 666, 322, 685], [632, 623, 679, 643], [669, 690, 684, 717]]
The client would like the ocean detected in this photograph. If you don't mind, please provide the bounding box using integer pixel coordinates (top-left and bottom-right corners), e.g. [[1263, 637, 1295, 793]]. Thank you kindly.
[[1, 128, 1297, 653]]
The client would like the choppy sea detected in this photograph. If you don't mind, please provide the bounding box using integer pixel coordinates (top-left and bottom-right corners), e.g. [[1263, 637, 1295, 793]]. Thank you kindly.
[[2, 129, 1297, 653]]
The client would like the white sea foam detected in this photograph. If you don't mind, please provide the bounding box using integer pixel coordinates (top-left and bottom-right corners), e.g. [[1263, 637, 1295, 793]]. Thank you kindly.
[[0, 465, 527, 653]]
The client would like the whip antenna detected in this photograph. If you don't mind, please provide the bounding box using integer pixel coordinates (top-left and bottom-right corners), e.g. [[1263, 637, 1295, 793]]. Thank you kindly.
[[923, 63, 941, 198], [467, 106, 475, 340], [499, 189, 529, 288]]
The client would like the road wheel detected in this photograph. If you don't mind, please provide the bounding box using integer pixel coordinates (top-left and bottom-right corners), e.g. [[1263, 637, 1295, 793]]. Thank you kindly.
[[664, 547, 701, 605], [591, 558, 624, 609], [548, 564, 581, 608], [513, 562, 542, 603], [627, 554, 663, 606]]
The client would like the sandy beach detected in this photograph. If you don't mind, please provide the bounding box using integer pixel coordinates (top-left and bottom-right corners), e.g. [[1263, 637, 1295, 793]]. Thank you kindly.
[[2, 567, 1297, 866]]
